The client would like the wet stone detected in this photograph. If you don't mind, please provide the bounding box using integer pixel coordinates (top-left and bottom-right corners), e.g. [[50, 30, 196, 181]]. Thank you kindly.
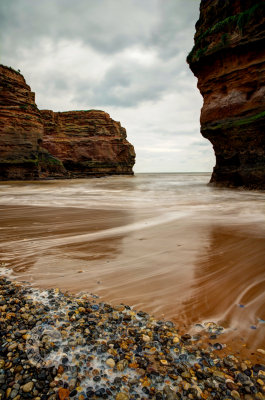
[[0, 276, 264, 400], [226, 381, 239, 391], [106, 358, 115, 368], [231, 390, 241, 399], [10, 390, 19, 399], [22, 382, 34, 393], [163, 385, 177, 400], [213, 343, 222, 350], [115, 393, 129, 400], [253, 364, 265, 373], [181, 334, 191, 341]]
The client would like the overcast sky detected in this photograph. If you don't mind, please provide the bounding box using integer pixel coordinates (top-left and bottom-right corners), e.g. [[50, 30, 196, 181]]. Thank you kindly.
[[0, 0, 215, 172]]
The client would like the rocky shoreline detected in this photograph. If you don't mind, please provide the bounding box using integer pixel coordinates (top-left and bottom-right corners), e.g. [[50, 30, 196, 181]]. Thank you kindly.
[[0, 276, 265, 399]]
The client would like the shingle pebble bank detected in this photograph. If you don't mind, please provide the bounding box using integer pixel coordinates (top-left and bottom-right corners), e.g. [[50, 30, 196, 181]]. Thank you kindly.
[[0, 276, 265, 400]]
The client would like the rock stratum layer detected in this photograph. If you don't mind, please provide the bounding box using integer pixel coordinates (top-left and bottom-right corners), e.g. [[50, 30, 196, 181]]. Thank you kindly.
[[0, 65, 135, 180], [41, 110, 135, 178], [188, 0, 265, 189]]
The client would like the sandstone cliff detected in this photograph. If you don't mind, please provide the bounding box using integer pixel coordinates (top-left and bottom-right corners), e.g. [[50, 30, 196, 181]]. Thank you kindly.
[[41, 110, 135, 177], [0, 65, 135, 180], [0, 65, 66, 180], [188, 1, 265, 189]]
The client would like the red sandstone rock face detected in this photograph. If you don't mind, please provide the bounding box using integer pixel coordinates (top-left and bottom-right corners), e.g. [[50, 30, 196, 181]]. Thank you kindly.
[[41, 110, 135, 177], [0, 65, 65, 180], [188, 1, 265, 189], [0, 65, 135, 180]]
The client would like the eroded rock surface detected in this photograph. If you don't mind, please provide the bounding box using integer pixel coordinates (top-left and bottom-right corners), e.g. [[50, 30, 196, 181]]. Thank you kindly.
[[0, 65, 135, 180], [41, 110, 135, 177], [188, 1, 265, 189], [0, 65, 65, 180]]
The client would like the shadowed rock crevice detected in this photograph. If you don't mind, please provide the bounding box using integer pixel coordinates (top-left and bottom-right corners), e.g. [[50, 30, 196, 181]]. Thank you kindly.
[[188, 0, 265, 189], [0, 65, 135, 180]]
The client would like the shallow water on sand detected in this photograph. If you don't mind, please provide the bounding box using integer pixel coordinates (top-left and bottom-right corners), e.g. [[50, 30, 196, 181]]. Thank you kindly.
[[0, 173, 265, 354]]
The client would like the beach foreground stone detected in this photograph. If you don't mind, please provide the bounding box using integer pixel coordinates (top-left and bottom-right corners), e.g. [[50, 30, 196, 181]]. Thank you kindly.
[[0, 276, 264, 399]]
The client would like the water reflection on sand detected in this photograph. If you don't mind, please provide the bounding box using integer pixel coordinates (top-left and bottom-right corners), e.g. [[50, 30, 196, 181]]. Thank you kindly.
[[0, 173, 264, 353]]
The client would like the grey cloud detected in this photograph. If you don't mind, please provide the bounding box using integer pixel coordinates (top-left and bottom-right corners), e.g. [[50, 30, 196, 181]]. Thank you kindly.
[[73, 61, 171, 107], [0, 0, 212, 172], [0, 0, 158, 55], [51, 76, 70, 92], [0, 0, 198, 58], [152, 1, 199, 59], [192, 141, 210, 147], [0, 0, 200, 108], [72, 51, 193, 108]]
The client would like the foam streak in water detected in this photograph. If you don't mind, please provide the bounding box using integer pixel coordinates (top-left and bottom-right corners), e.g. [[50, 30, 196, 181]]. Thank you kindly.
[[0, 173, 264, 352]]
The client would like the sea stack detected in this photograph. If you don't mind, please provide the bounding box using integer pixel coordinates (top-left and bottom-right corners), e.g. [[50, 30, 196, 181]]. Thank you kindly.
[[187, 1, 265, 189], [0, 65, 135, 180]]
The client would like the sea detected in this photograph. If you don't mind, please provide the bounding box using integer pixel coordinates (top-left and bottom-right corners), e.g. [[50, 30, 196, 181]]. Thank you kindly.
[[0, 173, 264, 352]]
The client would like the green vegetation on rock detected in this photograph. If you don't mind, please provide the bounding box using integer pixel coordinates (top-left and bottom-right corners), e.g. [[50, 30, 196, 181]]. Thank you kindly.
[[0, 64, 22, 76], [204, 111, 265, 131], [221, 33, 228, 46], [39, 153, 63, 166], [187, 2, 265, 64], [0, 158, 39, 165], [0, 154, 63, 168], [233, 110, 265, 127]]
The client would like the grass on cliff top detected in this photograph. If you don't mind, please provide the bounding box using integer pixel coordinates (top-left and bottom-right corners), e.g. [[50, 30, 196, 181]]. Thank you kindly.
[[56, 109, 104, 114], [0, 64, 22, 76], [187, 2, 265, 64]]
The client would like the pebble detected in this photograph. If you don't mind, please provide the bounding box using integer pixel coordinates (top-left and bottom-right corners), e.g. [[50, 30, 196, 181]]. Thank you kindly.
[[10, 389, 19, 399], [241, 362, 248, 371], [22, 382, 34, 393], [172, 335, 179, 344], [182, 381, 190, 391], [116, 359, 128, 371], [231, 390, 241, 399], [213, 342, 222, 350], [181, 333, 191, 341], [142, 334, 151, 342], [8, 343, 17, 351], [0, 275, 264, 400], [163, 385, 177, 399], [115, 393, 129, 400], [226, 381, 239, 391], [213, 371, 226, 379], [106, 358, 115, 368]]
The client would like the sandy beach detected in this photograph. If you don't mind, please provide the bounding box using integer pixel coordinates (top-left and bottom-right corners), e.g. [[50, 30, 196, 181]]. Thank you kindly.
[[0, 174, 265, 363]]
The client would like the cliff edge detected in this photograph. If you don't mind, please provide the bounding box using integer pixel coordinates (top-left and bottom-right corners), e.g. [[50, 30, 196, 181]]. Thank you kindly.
[[41, 110, 135, 178], [187, 0, 265, 189], [0, 65, 135, 180]]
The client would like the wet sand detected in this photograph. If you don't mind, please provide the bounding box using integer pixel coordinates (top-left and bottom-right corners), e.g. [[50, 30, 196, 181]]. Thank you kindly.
[[0, 174, 264, 360]]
